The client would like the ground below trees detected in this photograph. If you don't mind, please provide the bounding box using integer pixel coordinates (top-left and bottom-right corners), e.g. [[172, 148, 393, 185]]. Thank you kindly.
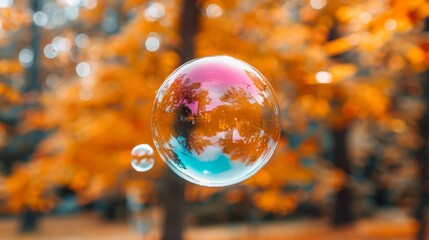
[[0, 209, 421, 240]]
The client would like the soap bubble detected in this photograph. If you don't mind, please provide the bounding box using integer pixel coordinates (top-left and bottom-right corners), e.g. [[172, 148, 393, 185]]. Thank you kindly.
[[152, 56, 281, 187], [131, 144, 155, 172]]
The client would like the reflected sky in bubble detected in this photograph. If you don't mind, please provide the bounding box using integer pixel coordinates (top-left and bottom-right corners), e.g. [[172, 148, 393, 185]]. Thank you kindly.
[[152, 56, 281, 187]]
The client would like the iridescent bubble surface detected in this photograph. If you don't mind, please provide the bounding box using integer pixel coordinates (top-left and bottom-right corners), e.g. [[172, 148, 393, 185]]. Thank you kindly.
[[152, 56, 281, 187], [131, 144, 155, 172]]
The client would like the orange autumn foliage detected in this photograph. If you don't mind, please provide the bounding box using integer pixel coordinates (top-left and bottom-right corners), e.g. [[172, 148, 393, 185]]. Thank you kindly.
[[1, 0, 428, 215]]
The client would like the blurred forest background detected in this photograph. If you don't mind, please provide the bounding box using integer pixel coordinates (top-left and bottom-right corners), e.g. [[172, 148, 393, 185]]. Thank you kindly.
[[0, 0, 428, 239]]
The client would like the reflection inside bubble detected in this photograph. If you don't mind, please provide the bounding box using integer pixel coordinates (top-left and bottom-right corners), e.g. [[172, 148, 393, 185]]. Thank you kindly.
[[152, 56, 281, 187]]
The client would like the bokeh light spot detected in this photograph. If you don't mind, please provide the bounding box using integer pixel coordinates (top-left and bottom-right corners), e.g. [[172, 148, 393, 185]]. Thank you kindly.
[[19, 48, 34, 68], [206, 4, 223, 18], [145, 34, 160, 52], [76, 62, 91, 77], [315, 71, 332, 84], [310, 0, 326, 10]]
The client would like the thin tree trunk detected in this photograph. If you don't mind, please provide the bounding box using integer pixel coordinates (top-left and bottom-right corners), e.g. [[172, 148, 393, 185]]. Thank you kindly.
[[415, 123, 428, 240], [162, 1, 199, 240], [332, 127, 353, 226], [26, 0, 41, 91], [19, 209, 39, 233], [162, 171, 187, 240], [327, 17, 353, 225], [19, 0, 41, 232], [415, 18, 429, 240]]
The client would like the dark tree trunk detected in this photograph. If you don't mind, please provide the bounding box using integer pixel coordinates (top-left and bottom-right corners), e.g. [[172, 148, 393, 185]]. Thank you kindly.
[[162, 1, 199, 240], [327, 17, 353, 225], [415, 133, 428, 240], [178, 0, 199, 63], [19, 0, 42, 232], [332, 127, 353, 226], [26, 0, 41, 91], [19, 209, 39, 233], [415, 18, 429, 240], [162, 171, 187, 240], [101, 197, 126, 221]]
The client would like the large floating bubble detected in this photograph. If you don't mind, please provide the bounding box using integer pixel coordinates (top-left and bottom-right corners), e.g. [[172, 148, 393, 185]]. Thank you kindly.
[[152, 56, 281, 187]]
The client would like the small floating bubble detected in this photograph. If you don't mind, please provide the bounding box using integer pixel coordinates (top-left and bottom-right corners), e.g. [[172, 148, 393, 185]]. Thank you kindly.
[[131, 144, 155, 172]]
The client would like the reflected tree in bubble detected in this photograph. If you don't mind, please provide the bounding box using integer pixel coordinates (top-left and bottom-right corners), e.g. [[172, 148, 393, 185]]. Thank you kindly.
[[216, 85, 277, 165], [154, 73, 213, 169]]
